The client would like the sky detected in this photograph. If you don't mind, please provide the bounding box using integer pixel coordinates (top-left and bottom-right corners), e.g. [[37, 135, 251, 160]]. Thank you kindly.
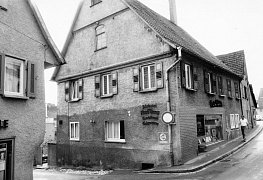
[[33, 0, 263, 105]]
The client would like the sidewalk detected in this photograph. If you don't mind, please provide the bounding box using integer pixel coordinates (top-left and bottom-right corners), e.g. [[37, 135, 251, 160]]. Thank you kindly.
[[141, 122, 263, 173]]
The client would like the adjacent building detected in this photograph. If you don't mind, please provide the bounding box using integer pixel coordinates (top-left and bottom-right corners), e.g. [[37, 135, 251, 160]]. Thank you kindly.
[[0, 0, 64, 179], [256, 88, 263, 119], [53, 0, 253, 168]]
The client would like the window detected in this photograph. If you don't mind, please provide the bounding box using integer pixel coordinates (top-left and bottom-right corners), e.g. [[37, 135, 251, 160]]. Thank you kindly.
[[133, 62, 163, 92], [204, 71, 216, 94], [65, 79, 83, 102], [230, 114, 239, 129], [0, 54, 35, 98], [181, 62, 198, 90], [243, 86, 247, 99], [105, 121, 125, 142], [0, 0, 8, 11], [91, 0, 101, 6], [217, 76, 224, 96], [95, 25, 106, 50], [70, 122, 79, 141], [226, 79, 232, 98], [234, 82, 240, 99], [94, 72, 117, 98]]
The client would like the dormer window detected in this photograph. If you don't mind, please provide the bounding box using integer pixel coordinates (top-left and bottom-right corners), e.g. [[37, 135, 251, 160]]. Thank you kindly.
[[95, 25, 106, 50]]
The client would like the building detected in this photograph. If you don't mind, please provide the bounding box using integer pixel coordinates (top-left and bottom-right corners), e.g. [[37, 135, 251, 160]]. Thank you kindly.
[[256, 88, 263, 119], [217, 50, 257, 128], [0, 0, 64, 179], [53, 0, 247, 168]]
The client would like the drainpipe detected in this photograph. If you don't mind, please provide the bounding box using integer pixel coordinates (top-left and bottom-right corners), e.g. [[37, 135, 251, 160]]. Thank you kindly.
[[165, 47, 181, 166]]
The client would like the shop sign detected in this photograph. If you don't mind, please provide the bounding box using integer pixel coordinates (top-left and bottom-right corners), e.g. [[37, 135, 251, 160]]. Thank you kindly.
[[141, 104, 160, 125], [209, 100, 222, 108], [0, 120, 8, 129], [158, 132, 169, 144]]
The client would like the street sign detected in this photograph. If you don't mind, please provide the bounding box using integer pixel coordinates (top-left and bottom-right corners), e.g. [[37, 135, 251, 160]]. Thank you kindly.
[[161, 112, 174, 124], [158, 132, 169, 144]]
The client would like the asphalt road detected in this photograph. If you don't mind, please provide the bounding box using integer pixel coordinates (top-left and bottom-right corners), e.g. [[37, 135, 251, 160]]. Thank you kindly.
[[34, 121, 263, 180]]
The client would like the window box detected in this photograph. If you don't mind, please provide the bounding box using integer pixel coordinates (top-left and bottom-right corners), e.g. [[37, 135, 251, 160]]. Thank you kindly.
[[0, 54, 35, 99]]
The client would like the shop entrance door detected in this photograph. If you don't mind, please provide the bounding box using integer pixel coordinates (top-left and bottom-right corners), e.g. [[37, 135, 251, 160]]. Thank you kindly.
[[0, 140, 14, 180]]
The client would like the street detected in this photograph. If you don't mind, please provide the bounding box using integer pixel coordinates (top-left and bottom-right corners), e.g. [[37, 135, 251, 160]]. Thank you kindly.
[[34, 121, 263, 180]]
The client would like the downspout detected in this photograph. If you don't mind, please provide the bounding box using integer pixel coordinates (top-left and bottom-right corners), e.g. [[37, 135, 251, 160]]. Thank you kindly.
[[166, 47, 181, 166]]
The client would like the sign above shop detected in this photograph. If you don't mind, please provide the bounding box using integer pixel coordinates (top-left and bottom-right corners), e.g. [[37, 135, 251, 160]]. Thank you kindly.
[[209, 100, 223, 108], [141, 104, 160, 125], [161, 112, 175, 124], [0, 120, 8, 129]]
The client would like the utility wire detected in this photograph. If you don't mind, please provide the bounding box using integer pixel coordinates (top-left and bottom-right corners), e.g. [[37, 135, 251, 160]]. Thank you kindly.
[[0, 19, 46, 46]]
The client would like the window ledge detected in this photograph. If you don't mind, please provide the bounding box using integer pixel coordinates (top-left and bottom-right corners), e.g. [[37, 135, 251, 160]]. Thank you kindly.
[[207, 92, 216, 96], [105, 139, 126, 144], [219, 94, 226, 97], [139, 88, 158, 93], [185, 87, 197, 92], [94, 46, 107, 52], [69, 98, 80, 103], [70, 139, 80, 141], [100, 94, 114, 98], [2, 94, 29, 100], [90, 1, 102, 7], [228, 96, 233, 99]]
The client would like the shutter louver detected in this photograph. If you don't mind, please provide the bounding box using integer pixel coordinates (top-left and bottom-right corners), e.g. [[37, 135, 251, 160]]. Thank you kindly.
[[95, 75, 101, 97], [181, 62, 186, 88], [193, 66, 198, 90], [27, 61, 36, 98], [204, 71, 209, 93], [78, 79, 83, 100], [0, 54, 5, 95], [156, 62, 163, 89], [65, 81, 70, 102], [133, 67, 139, 92], [112, 72, 118, 95]]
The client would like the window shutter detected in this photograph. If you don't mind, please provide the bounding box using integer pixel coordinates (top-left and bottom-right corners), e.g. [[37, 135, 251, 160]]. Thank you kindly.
[[204, 70, 209, 93], [212, 74, 217, 94], [193, 66, 198, 90], [227, 79, 232, 97], [65, 81, 70, 102], [133, 66, 139, 92], [0, 53, 5, 95], [217, 76, 223, 95], [112, 72, 118, 95], [181, 62, 186, 88], [156, 62, 163, 89], [78, 79, 83, 100], [95, 75, 101, 97], [27, 61, 36, 98], [120, 120, 125, 139]]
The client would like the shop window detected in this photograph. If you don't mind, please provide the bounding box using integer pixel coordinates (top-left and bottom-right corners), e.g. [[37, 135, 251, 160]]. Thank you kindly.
[[133, 62, 163, 92], [181, 62, 198, 90], [0, 54, 35, 99], [105, 120, 125, 142], [65, 79, 83, 102], [70, 122, 79, 141], [234, 82, 240, 99], [204, 71, 216, 94], [0, 139, 14, 180], [217, 76, 224, 96], [226, 79, 233, 98], [94, 72, 118, 98], [95, 25, 106, 50], [91, 0, 101, 6], [197, 115, 205, 136]]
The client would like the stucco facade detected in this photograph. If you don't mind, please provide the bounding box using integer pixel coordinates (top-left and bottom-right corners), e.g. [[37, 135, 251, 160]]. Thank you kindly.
[[0, 1, 62, 179], [54, 0, 249, 169]]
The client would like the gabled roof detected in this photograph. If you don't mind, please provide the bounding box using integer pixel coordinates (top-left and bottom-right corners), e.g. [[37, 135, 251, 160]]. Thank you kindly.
[[217, 50, 245, 77], [27, 0, 65, 67], [121, 0, 232, 73]]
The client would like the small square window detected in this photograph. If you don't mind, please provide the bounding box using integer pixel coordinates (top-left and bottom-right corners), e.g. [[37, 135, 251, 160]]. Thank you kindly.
[[105, 121, 125, 142]]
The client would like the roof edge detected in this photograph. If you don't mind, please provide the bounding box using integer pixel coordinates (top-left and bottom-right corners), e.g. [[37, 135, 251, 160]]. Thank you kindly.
[[27, 0, 65, 66]]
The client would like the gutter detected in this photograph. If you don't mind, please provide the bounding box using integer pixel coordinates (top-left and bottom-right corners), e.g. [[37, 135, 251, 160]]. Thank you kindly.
[[165, 47, 182, 166]]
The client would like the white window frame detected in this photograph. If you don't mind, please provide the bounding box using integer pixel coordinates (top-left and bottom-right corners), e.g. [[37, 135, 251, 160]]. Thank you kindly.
[[4, 56, 25, 97], [185, 64, 192, 89], [70, 80, 79, 101], [105, 121, 125, 142], [235, 114, 240, 128], [142, 64, 156, 90], [208, 72, 212, 93], [102, 74, 112, 96], [230, 114, 235, 129], [70, 122, 79, 141]]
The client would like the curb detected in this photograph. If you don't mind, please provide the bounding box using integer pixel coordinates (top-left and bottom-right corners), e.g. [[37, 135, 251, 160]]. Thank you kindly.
[[141, 125, 263, 174]]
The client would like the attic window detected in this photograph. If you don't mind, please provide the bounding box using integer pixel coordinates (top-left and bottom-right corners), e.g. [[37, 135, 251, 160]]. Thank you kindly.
[[91, 0, 102, 6], [0, 0, 8, 11]]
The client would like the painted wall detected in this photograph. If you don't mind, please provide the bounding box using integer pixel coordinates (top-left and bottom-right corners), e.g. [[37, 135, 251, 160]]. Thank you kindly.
[[0, 0, 57, 179]]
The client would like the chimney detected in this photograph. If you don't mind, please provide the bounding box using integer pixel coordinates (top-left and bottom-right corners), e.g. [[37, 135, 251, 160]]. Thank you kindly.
[[168, 0, 177, 24]]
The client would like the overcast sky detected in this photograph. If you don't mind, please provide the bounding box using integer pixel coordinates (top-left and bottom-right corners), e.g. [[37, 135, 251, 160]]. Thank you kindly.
[[33, 0, 263, 105]]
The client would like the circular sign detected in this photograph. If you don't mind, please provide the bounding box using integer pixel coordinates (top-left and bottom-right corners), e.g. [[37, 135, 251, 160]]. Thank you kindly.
[[162, 112, 174, 124], [159, 133, 167, 141]]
